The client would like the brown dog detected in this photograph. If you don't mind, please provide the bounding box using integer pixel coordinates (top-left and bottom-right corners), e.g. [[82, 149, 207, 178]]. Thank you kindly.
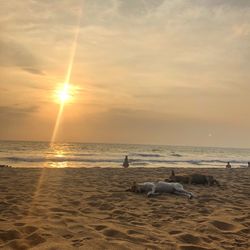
[[165, 170, 220, 186]]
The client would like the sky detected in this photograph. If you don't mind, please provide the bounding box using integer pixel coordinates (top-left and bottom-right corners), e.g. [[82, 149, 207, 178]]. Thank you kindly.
[[0, 0, 250, 147]]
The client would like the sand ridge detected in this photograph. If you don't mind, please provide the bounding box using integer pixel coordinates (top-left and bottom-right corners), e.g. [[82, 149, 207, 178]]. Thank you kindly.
[[0, 167, 249, 249]]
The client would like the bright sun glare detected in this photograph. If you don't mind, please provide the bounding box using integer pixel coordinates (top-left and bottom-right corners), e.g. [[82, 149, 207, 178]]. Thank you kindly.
[[57, 83, 71, 104]]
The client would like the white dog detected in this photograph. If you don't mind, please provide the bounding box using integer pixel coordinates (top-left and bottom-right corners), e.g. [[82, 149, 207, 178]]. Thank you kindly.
[[127, 181, 194, 198]]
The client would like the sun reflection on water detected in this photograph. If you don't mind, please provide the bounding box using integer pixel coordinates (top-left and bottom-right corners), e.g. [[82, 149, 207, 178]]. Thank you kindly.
[[45, 143, 69, 168], [48, 161, 68, 168]]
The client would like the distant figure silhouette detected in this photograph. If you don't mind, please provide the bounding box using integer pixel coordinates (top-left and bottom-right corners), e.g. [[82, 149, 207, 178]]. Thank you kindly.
[[248, 162, 250, 168], [123, 155, 129, 168], [226, 162, 231, 168]]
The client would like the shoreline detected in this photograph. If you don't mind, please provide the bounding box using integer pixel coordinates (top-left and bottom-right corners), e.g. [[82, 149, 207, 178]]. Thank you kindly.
[[2, 165, 250, 169], [0, 167, 249, 249]]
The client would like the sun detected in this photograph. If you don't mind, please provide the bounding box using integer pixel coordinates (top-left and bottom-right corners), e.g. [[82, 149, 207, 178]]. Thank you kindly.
[[56, 83, 72, 104]]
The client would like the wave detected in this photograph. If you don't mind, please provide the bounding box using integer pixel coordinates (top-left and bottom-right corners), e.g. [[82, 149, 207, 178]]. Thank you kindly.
[[5, 156, 122, 163], [170, 153, 182, 157], [134, 153, 162, 157], [4, 156, 247, 166], [50, 153, 96, 157]]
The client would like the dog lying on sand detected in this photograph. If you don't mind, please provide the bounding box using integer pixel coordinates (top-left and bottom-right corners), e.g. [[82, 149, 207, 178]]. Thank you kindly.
[[165, 170, 220, 186], [127, 181, 194, 198]]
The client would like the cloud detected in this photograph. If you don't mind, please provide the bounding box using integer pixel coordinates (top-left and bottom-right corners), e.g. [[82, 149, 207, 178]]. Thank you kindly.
[[0, 105, 39, 117], [21, 67, 45, 75], [0, 38, 44, 75]]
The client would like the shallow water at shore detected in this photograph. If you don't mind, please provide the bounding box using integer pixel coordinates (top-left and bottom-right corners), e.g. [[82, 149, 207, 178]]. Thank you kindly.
[[0, 140, 249, 168]]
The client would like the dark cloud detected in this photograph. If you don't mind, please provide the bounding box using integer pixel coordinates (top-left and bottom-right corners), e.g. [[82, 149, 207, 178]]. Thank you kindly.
[[0, 105, 39, 117], [21, 67, 45, 75], [0, 38, 43, 75]]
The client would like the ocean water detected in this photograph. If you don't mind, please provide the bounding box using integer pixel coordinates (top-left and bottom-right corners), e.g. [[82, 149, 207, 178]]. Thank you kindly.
[[0, 141, 249, 168]]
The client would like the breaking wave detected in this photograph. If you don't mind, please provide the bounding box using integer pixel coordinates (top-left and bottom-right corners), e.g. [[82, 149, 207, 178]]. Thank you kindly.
[[4, 156, 247, 166]]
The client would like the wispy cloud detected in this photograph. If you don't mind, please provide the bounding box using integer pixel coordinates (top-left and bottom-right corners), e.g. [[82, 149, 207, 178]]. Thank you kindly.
[[21, 67, 45, 75], [0, 38, 44, 75], [0, 105, 39, 117]]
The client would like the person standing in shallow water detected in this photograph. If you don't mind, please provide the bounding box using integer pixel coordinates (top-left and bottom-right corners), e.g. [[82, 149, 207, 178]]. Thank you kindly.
[[123, 155, 129, 168], [226, 162, 232, 168]]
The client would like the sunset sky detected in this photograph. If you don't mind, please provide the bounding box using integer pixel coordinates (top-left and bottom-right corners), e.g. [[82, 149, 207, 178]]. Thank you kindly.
[[0, 0, 250, 147]]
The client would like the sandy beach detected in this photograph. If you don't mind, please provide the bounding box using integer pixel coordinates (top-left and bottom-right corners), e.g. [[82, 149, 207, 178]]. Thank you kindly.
[[0, 167, 249, 250]]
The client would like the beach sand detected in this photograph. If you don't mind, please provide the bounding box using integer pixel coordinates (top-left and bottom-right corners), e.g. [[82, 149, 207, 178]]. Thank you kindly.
[[0, 167, 249, 250]]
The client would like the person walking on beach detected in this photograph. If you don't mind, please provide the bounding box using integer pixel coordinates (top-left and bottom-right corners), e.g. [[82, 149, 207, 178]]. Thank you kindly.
[[123, 155, 129, 168], [226, 162, 231, 168]]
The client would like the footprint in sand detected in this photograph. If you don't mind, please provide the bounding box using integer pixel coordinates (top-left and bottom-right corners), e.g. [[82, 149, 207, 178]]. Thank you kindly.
[[99, 203, 115, 211], [210, 220, 236, 232], [72, 239, 83, 247], [179, 245, 213, 250], [233, 214, 250, 222], [14, 222, 26, 227], [126, 229, 145, 236], [168, 230, 183, 235], [238, 227, 250, 235], [94, 225, 107, 231], [208, 235, 220, 241], [198, 207, 211, 215], [62, 234, 74, 239], [103, 228, 149, 245], [103, 228, 128, 238], [177, 233, 201, 244], [72, 236, 92, 247], [21, 225, 38, 234], [0, 229, 21, 242], [68, 200, 81, 206], [25, 233, 46, 247], [2, 239, 29, 250], [130, 221, 146, 226], [79, 207, 92, 214], [151, 223, 161, 228]]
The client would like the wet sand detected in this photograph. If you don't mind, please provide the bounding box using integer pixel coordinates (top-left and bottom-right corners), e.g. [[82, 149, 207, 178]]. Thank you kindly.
[[0, 167, 249, 249]]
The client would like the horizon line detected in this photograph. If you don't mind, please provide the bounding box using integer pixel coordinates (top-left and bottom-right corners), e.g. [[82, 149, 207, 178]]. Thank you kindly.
[[0, 139, 250, 150]]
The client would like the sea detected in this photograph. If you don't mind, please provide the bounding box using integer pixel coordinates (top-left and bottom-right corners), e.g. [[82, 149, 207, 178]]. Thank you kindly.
[[0, 140, 249, 169]]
